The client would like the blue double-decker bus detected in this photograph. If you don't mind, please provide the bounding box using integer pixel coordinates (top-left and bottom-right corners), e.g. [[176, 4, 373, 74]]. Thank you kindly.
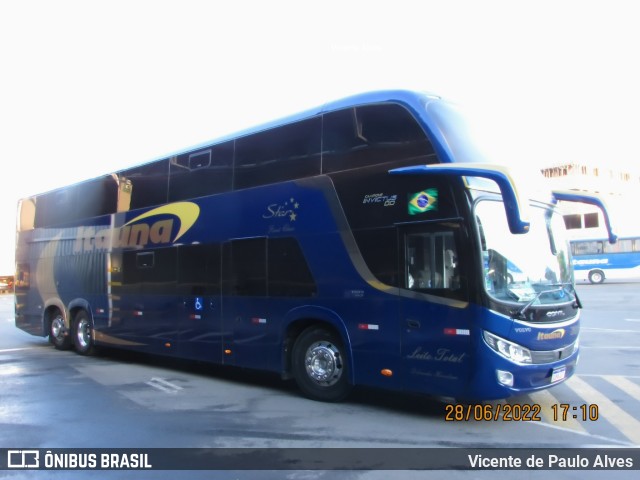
[[14, 90, 615, 401]]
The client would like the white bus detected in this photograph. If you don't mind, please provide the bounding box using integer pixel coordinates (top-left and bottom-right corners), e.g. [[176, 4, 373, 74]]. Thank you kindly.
[[571, 236, 640, 283]]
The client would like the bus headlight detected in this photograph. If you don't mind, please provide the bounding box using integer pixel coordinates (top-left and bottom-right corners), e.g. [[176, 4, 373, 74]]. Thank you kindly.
[[483, 331, 532, 364]]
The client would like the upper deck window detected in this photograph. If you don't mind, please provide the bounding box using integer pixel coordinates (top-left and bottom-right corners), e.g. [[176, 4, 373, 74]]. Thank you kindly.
[[234, 117, 321, 189], [169, 141, 234, 201], [321, 103, 432, 173], [118, 160, 169, 210], [34, 175, 118, 228]]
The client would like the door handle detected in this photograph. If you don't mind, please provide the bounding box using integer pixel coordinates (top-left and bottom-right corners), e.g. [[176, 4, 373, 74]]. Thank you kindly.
[[406, 319, 421, 329]]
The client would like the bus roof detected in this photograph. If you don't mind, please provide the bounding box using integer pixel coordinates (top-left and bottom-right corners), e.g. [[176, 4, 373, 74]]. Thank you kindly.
[[21, 89, 464, 202], [163, 89, 443, 159]]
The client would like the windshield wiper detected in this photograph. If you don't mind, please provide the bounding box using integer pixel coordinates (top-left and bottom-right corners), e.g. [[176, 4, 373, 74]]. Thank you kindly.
[[515, 283, 582, 320], [516, 287, 565, 320]]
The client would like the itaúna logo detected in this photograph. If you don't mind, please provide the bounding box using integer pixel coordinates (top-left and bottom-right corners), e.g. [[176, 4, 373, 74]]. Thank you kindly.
[[73, 202, 200, 253], [537, 328, 566, 341]]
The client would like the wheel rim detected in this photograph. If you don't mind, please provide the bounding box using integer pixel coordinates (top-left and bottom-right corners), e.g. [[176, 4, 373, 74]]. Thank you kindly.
[[76, 317, 91, 349], [51, 316, 65, 341], [591, 272, 602, 283], [304, 341, 343, 387]]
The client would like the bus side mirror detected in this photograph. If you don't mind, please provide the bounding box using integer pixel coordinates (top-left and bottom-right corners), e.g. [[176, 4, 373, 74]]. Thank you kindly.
[[551, 190, 617, 244], [389, 164, 530, 235]]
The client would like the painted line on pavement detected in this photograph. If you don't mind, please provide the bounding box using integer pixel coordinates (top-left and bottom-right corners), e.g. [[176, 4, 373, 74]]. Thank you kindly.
[[564, 375, 640, 445], [0, 347, 40, 353], [601, 375, 640, 401], [145, 377, 183, 394]]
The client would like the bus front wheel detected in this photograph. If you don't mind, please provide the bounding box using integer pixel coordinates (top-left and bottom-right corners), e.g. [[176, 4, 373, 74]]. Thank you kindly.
[[588, 270, 605, 284], [72, 310, 96, 356], [292, 327, 351, 402], [49, 311, 71, 350]]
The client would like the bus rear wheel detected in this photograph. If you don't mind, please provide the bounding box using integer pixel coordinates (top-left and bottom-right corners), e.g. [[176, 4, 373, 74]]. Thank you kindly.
[[588, 270, 605, 284], [72, 310, 96, 356], [292, 327, 351, 402], [49, 311, 71, 350]]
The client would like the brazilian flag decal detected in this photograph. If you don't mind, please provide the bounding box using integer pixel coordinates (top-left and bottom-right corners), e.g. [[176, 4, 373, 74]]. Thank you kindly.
[[408, 188, 438, 215]]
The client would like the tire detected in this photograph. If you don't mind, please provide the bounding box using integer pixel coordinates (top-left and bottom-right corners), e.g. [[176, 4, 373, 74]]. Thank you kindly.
[[291, 327, 351, 402], [49, 311, 71, 350], [72, 310, 96, 355], [588, 269, 605, 284]]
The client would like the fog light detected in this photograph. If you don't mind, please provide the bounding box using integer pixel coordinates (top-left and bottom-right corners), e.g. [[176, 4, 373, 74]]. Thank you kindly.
[[496, 370, 514, 387]]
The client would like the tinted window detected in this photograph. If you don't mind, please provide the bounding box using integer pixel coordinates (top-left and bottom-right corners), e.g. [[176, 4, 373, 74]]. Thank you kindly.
[[227, 238, 267, 296], [34, 189, 75, 228], [75, 175, 118, 219], [563, 214, 581, 230], [121, 247, 177, 295], [268, 238, 316, 297], [136, 252, 154, 268], [15, 263, 30, 290], [234, 117, 321, 189], [353, 228, 398, 287], [118, 159, 169, 210], [225, 237, 315, 297], [331, 168, 458, 230], [35, 176, 118, 228], [177, 244, 221, 295], [322, 104, 433, 173], [169, 141, 234, 201], [584, 212, 599, 229]]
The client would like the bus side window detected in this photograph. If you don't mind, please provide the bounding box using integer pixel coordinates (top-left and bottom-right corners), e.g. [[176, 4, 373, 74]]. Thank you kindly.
[[121, 248, 177, 295], [226, 238, 267, 296], [118, 159, 170, 211], [268, 238, 317, 297], [405, 229, 461, 293], [169, 142, 234, 201], [15, 263, 30, 289], [234, 118, 321, 190], [177, 244, 222, 296], [322, 104, 433, 173]]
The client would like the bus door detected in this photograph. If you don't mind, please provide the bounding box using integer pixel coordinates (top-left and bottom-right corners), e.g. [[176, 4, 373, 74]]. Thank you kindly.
[[109, 248, 180, 353], [399, 222, 472, 396], [221, 238, 271, 368], [176, 244, 224, 363]]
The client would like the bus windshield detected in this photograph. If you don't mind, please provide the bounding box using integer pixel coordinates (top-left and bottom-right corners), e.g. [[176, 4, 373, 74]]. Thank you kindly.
[[427, 100, 492, 164], [427, 100, 548, 196], [476, 200, 573, 304]]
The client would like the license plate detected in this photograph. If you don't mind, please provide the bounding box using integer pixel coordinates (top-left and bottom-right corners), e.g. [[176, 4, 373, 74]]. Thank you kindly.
[[551, 366, 566, 383]]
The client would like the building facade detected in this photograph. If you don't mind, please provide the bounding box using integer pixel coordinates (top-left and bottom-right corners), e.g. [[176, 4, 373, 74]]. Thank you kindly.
[[541, 163, 640, 239]]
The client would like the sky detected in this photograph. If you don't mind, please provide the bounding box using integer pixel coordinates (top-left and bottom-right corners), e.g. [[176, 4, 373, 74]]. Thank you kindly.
[[1, 0, 639, 275]]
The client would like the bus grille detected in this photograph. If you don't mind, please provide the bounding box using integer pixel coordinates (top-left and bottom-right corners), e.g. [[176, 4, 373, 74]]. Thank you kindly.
[[530, 341, 577, 364]]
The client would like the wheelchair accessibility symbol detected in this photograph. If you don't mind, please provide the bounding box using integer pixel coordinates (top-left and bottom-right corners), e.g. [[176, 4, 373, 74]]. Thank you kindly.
[[194, 297, 203, 311]]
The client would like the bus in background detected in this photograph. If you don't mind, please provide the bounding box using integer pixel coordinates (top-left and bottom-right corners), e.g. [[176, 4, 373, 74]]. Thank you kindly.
[[0, 275, 13, 294], [571, 236, 640, 284], [14, 90, 616, 402]]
